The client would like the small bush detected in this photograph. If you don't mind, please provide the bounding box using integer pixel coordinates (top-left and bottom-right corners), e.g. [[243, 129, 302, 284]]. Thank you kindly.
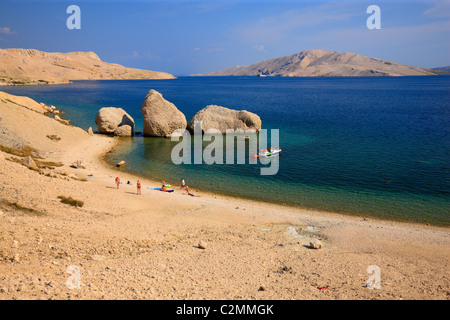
[[46, 135, 61, 141], [58, 195, 84, 207]]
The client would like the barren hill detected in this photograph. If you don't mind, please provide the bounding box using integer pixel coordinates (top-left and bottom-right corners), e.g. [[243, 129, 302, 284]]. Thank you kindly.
[[192, 50, 438, 77], [0, 48, 175, 85]]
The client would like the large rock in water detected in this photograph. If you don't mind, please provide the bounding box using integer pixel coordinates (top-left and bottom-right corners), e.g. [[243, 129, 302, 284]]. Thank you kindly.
[[142, 90, 187, 138], [95, 107, 134, 136], [187, 105, 262, 134]]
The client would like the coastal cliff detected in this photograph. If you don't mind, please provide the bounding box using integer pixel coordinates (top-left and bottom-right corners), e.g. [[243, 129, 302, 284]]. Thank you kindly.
[[0, 48, 175, 85]]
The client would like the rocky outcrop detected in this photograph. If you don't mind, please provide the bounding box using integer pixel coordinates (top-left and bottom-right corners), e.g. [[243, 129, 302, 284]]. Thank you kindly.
[[95, 107, 134, 136], [187, 105, 261, 134], [142, 90, 187, 138], [0, 91, 48, 114]]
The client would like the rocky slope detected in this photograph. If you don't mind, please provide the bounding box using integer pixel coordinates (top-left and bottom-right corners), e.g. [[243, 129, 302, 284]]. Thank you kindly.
[[432, 66, 450, 73], [192, 50, 439, 77], [0, 48, 175, 85]]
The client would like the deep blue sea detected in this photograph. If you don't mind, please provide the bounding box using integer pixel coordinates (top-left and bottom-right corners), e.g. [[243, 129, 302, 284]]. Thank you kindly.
[[2, 76, 449, 225]]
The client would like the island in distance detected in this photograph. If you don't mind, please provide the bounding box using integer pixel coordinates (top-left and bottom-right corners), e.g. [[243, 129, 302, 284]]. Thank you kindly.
[[191, 49, 440, 77], [0, 48, 175, 85]]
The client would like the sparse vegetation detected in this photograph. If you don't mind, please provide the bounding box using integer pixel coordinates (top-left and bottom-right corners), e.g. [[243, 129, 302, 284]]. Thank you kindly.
[[46, 134, 61, 141], [35, 159, 63, 169], [57, 195, 84, 207], [1, 199, 46, 216], [0, 144, 43, 159], [72, 176, 88, 182]]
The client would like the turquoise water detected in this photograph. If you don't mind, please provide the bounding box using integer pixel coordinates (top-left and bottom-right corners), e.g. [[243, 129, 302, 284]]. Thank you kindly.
[[1, 76, 449, 225]]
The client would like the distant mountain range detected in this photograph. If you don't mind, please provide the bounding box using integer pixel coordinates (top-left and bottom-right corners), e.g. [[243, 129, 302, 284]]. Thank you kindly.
[[191, 50, 440, 77], [0, 48, 175, 85]]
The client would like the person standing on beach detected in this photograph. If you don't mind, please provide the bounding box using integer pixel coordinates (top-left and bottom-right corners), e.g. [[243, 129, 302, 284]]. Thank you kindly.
[[115, 177, 120, 189], [137, 180, 141, 195], [181, 178, 185, 189]]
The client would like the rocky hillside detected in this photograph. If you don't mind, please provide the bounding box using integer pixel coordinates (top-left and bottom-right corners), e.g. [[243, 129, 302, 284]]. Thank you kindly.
[[0, 48, 175, 85], [192, 50, 438, 77], [432, 66, 450, 74]]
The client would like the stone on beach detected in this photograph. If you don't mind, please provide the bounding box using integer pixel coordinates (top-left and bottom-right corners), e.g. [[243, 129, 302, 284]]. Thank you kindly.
[[95, 107, 135, 137], [54, 115, 70, 125], [87, 127, 94, 136], [198, 241, 207, 249], [90, 254, 106, 262], [114, 125, 133, 137], [71, 160, 87, 169], [116, 160, 126, 167], [142, 90, 187, 138], [187, 105, 261, 134], [310, 239, 322, 249], [23, 156, 39, 170]]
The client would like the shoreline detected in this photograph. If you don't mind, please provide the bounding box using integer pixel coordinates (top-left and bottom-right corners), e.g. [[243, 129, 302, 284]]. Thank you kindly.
[[1, 92, 449, 300], [102, 137, 449, 228]]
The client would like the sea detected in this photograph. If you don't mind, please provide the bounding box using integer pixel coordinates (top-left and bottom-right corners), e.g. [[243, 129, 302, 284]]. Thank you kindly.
[[1, 76, 449, 225]]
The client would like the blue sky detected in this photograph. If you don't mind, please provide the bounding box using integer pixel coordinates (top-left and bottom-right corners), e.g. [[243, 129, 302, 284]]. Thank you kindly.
[[0, 0, 449, 75]]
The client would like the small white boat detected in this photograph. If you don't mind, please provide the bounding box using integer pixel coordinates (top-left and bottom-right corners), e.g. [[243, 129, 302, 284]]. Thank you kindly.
[[258, 149, 282, 157]]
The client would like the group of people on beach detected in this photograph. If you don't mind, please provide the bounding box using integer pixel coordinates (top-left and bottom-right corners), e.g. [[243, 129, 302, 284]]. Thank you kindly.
[[115, 176, 142, 194], [114, 176, 199, 197]]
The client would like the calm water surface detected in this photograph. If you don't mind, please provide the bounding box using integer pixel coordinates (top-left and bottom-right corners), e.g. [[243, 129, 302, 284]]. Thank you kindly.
[[2, 76, 449, 225]]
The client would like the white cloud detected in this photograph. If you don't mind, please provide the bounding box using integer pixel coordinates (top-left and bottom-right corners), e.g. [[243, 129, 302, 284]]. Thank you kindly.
[[253, 44, 266, 51], [0, 27, 15, 35]]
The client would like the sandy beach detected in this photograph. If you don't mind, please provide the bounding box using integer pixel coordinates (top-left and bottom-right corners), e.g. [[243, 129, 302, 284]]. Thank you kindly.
[[0, 92, 449, 300]]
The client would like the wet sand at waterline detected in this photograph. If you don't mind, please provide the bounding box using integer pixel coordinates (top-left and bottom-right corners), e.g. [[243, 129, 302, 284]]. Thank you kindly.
[[0, 93, 449, 300]]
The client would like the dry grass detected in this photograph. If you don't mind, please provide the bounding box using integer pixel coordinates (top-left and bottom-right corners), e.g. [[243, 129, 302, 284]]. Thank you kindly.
[[46, 134, 61, 141], [35, 159, 64, 170], [0, 144, 43, 159], [57, 195, 84, 208], [1, 199, 46, 216]]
